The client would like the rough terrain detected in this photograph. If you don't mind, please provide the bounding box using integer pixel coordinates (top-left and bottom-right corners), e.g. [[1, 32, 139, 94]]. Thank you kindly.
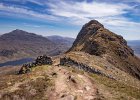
[[0, 20, 140, 100], [0, 62, 140, 100]]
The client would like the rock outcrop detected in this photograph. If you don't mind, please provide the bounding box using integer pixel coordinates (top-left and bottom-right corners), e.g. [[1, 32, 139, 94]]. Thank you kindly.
[[68, 20, 140, 80], [18, 55, 52, 74]]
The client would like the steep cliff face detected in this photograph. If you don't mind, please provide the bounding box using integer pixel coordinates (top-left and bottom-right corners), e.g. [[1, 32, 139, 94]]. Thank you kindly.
[[68, 20, 140, 80]]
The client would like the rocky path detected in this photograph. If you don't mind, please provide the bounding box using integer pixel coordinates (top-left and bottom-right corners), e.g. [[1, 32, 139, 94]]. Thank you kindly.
[[48, 65, 99, 100]]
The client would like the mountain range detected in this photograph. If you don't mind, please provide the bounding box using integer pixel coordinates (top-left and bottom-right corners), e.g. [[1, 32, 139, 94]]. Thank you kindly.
[[0, 29, 139, 65], [0, 29, 74, 63], [0, 20, 140, 100]]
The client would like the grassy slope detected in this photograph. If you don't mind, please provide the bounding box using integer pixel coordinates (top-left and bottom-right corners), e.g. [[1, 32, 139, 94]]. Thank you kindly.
[[0, 65, 140, 100], [91, 74, 140, 100]]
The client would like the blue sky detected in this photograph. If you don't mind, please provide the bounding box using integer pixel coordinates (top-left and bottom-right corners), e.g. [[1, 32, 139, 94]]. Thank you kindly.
[[0, 0, 140, 40]]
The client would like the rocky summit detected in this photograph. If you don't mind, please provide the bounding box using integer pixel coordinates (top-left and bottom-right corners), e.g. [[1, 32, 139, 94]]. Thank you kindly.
[[68, 20, 140, 80]]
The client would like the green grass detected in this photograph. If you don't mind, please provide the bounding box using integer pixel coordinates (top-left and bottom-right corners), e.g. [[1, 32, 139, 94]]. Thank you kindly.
[[91, 74, 140, 99], [1, 72, 53, 100], [31, 65, 49, 71]]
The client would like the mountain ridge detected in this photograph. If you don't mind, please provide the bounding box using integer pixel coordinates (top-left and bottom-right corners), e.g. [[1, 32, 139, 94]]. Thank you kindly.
[[68, 20, 140, 80]]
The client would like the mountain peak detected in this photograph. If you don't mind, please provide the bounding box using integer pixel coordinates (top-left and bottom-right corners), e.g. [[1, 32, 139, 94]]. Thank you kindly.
[[68, 20, 104, 48], [4, 29, 40, 37], [69, 20, 132, 57], [11, 29, 29, 34], [68, 20, 140, 80], [0, 29, 48, 42], [84, 20, 104, 29]]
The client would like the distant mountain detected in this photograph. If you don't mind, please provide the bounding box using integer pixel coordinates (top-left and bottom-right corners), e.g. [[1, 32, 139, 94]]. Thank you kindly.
[[0, 29, 69, 63], [128, 40, 140, 57], [47, 35, 75, 53], [47, 35, 75, 47]]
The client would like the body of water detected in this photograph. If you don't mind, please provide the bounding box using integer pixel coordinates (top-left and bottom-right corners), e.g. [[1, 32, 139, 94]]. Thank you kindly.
[[0, 58, 34, 67]]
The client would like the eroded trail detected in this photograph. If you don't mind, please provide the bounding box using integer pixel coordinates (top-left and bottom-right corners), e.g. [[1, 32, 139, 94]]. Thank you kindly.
[[48, 66, 99, 100]]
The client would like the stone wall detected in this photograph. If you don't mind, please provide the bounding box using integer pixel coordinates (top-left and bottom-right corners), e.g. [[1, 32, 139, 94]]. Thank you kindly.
[[18, 55, 52, 74], [60, 57, 115, 79]]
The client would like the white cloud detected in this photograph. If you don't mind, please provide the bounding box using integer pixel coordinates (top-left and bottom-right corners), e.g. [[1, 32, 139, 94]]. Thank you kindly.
[[0, 1, 138, 27], [45, 0, 140, 40], [48, 1, 131, 17], [46, 1, 133, 25], [45, 0, 140, 37], [3, 0, 44, 5], [26, 0, 44, 5], [0, 3, 58, 20], [0, 0, 140, 39], [123, 0, 140, 3], [23, 23, 42, 27]]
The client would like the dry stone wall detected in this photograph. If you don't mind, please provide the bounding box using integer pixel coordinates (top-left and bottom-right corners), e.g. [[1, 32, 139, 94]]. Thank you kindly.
[[60, 57, 115, 79]]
